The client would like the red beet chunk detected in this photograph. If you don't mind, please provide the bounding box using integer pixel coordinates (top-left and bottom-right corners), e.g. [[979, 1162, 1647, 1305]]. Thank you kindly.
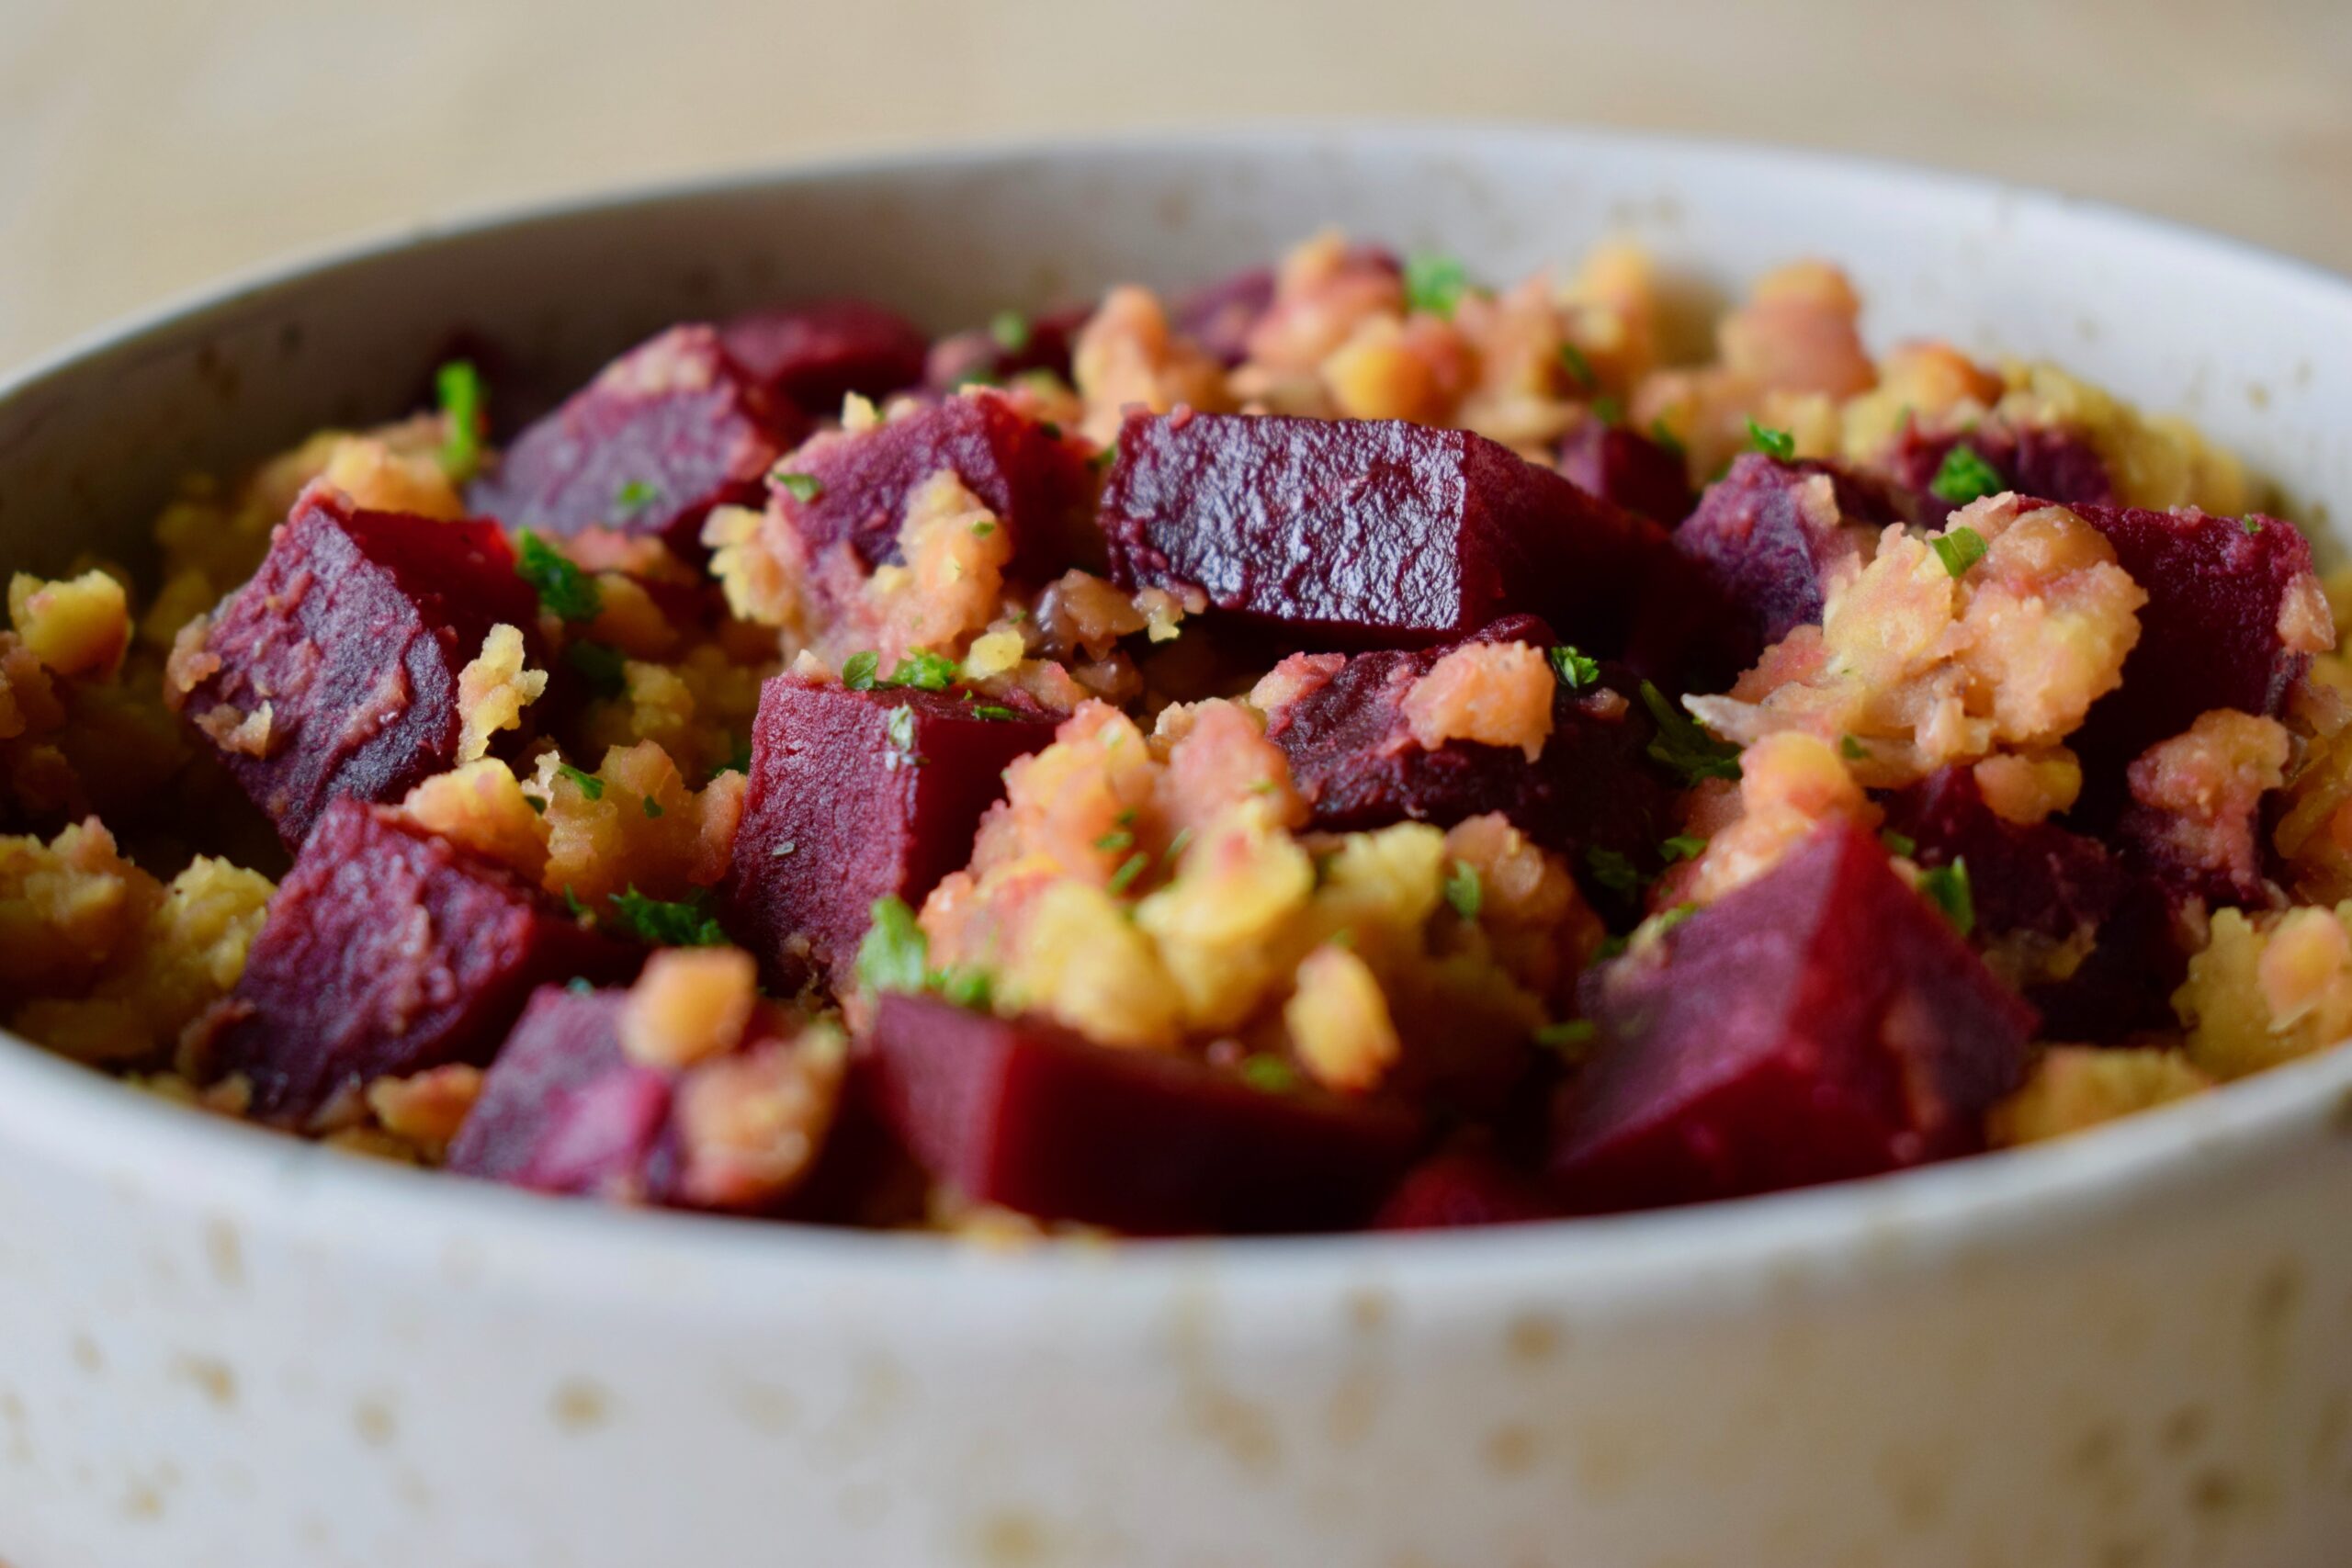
[[1887, 421, 2112, 527], [1372, 1151, 1558, 1231], [446, 987, 672, 1196], [721, 676, 1059, 991], [180, 484, 543, 847], [1101, 411, 1713, 666], [774, 389, 1100, 576], [1261, 615, 1674, 886], [1169, 265, 1276, 367], [1675, 454, 1900, 663], [1556, 421, 1694, 529], [718, 299, 928, 413], [922, 304, 1089, 391], [2066, 505, 2321, 801], [1883, 768, 2180, 1039], [201, 801, 631, 1125], [863, 994, 1422, 1233], [1551, 822, 2035, 1213], [466, 324, 797, 556]]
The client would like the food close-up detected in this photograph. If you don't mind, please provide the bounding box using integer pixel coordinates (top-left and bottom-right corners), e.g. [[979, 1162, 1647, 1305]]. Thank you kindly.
[[6, 231, 2342, 1240]]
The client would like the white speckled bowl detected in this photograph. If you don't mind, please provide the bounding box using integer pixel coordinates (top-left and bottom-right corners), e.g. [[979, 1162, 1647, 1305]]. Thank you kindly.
[[4, 127, 2352, 1568]]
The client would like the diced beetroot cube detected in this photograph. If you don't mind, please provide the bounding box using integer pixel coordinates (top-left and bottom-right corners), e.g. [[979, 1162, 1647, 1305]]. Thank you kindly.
[[862, 993, 1422, 1233], [179, 484, 544, 847], [1550, 821, 2035, 1213], [1372, 1150, 1558, 1231], [446, 988, 673, 1197], [774, 389, 1100, 576], [1556, 421, 1695, 528], [1169, 266, 1276, 367], [922, 304, 1090, 391], [720, 676, 1060, 991], [1101, 411, 1722, 672], [2066, 504, 2322, 802], [718, 299, 928, 413], [1882, 768, 2180, 1039], [200, 800, 632, 1125], [1674, 454, 1901, 662], [467, 324, 797, 556], [1887, 421, 2113, 527], [1261, 615, 1674, 882]]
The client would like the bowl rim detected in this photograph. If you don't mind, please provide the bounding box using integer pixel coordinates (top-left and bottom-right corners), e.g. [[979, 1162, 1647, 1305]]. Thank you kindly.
[[6, 119, 2351, 1303]]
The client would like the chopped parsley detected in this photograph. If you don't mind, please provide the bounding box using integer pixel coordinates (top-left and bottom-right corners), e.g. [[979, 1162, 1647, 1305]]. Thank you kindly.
[[563, 886, 593, 921], [1660, 834, 1707, 863], [773, 470, 824, 504], [1585, 394, 1623, 427], [1929, 525, 1989, 579], [2244, 516, 2266, 535], [971, 705, 1020, 721], [882, 705, 921, 767], [971, 519, 997, 537], [1746, 417, 1796, 460], [1840, 734, 1871, 761], [883, 649, 957, 692], [1637, 682, 1742, 784], [1585, 847, 1643, 896], [435, 359, 485, 481], [712, 734, 752, 779], [1095, 828, 1136, 852], [1917, 858, 1975, 936], [1534, 1019, 1597, 1053], [1239, 1055, 1300, 1094], [1646, 902, 1699, 939], [840, 650, 881, 690], [515, 531, 602, 623], [989, 310, 1033, 354], [1881, 830, 1917, 858], [1443, 859, 1484, 920], [555, 761, 605, 801], [1403, 253, 1470, 318], [1646, 417, 1684, 458], [614, 478, 659, 514], [1557, 342, 1598, 389], [1164, 827, 1193, 864], [1107, 852, 1149, 895], [1928, 442, 2004, 506], [935, 965, 994, 1010], [525, 795, 547, 816], [1548, 645, 1600, 690], [640, 794, 663, 819], [854, 896, 931, 993], [1091, 445, 1119, 472], [607, 886, 728, 947], [565, 639, 628, 698]]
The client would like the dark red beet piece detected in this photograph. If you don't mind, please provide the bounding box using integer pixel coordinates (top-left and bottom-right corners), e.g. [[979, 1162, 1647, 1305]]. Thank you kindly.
[[2066, 504, 2321, 808], [773, 389, 1100, 576], [466, 324, 797, 556], [720, 675, 1060, 991], [1887, 420, 2113, 527], [718, 299, 928, 413], [1372, 1151, 1558, 1231], [922, 304, 1089, 391], [1674, 454, 1901, 664], [180, 484, 543, 848], [1556, 421, 1694, 529], [1261, 615, 1674, 886], [1551, 821, 2035, 1213], [862, 993, 1422, 1233], [200, 800, 631, 1125], [1169, 266, 1276, 367], [1883, 768, 2181, 1039], [1101, 411, 1724, 676], [446, 987, 672, 1196]]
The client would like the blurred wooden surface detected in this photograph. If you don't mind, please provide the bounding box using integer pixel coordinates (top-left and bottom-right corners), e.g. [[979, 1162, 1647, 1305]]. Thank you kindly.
[[1, 0, 2346, 369]]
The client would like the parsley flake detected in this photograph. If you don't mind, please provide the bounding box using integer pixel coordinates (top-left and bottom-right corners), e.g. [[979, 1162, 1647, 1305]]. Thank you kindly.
[[774, 470, 824, 504], [1917, 858, 1975, 936], [1586, 847, 1643, 896], [1107, 852, 1149, 895], [840, 650, 881, 691], [1840, 734, 1870, 761], [1534, 1019, 1598, 1053], [566, 639, 627, 698], [516, 531, 602, 622], [555, 762, 605, 801], [1646, 417, 1684, 458], [883, 649, 957, 692], [1746, 417, 1796, 460], [1095, 829, 1136, 852], [1557, 342, 1598, 389], [972, 520, 997, 537], [1238, 1055, 1300, 1094], [641, 794, 663, 819], [1637, 682, 1742, 784], [989, 310, 1033, 353], [1549, 645, 1600, 690], [1404, 253, 1470, 318], [614, 478, 658, 514], [2243, 516, 2266, 535], [971, 705, 1020, 721], [935, 966, 994, 1010], [1443, 859, 1484, 920], [712, 734, 752, 779], [1660, 834, 1707, 863], [1587, 394, 1623, 427], [1928, 442, 2004, 506], [435, 359, 485, 481], [1881, 830, 1917, 858], [607, 886, 728, 947], [1929, 525, 1989, 579], [854, 896, 931, 993]]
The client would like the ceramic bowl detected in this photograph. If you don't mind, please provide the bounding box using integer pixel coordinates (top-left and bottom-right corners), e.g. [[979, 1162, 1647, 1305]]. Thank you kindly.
[[3, 125, 2350, 1568]]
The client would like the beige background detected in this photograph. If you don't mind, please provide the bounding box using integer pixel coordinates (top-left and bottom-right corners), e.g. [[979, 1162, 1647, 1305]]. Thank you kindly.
[[1, 0, 2346, 372]]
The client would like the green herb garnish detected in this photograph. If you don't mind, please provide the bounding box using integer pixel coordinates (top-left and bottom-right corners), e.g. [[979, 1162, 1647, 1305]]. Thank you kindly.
[[606, 886, 728, 947], [1557, 342, 1598, 389], [1107, 852, 1149, 895], [1929, 525, 1989, 579], [1917, 858, 1975, 936], [989, 310, 1033, 354], [935, 966, 994, 1010], [1404, 253, 1470, 318], [1637, 682, 1742, 784], [1549, 645, 1600, 690], [1586, 847, 1643, 896], [1881, 830, 1917, 858], [1646, 417, 1683, 458], [1534, 1019, 1598, 1053], [883, 649, 957, 692], [640, 794, 663, 819], [1443, 859, 1484, 920], [774, 470, 824, 504], [971, 705, 1020, 721], [2243, 517, 2266, 535], [1239, 1055, 1300, 1094], [1660, 834, 1707, 863], [555, 762, 605, 801], [1095, 829, 1136, 852], [516, 531, 602, 623], [854, 896, 931, 993], [1928, 442, 2003, 507], [840, 650, 881, 691], [435, 359, 485, 481], [614, 478, 658, 514], [566, 639, 628, 698], [1839, 735, 1870, 761], [1746, 417, 1796, 460]]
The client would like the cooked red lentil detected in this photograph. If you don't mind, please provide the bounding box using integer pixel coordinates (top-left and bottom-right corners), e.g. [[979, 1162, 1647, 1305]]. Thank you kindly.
[[6, 233, 2345, 1234]]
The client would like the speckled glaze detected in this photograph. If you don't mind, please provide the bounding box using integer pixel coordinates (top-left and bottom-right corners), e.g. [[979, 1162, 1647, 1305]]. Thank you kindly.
[[3, 127, 2351, 1568]]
